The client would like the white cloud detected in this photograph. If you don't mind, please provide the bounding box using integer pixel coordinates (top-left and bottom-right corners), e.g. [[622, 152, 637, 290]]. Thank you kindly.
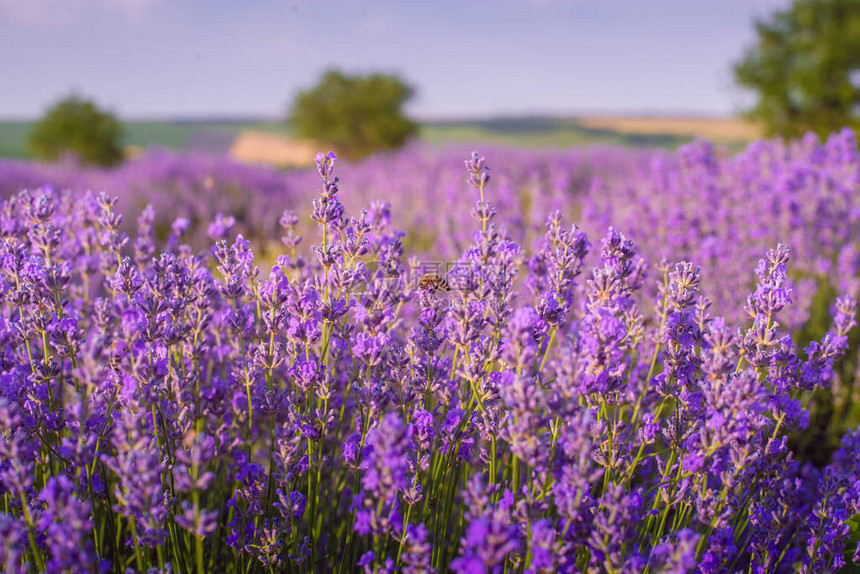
[[102, 0, 160, 16], [356, 13, 394, 36], [0, 0, 88, 26], [0, 0, 159, 26]]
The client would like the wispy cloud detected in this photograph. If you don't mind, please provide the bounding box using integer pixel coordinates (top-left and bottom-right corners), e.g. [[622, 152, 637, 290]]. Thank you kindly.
[[0, 0, 88, 26], [356, 12, 394, 36], [103, 0, 160, 16], [0, 0, 159, 26]]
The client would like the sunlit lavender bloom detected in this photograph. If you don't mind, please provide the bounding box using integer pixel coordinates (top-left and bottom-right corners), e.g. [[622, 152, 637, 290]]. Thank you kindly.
[[0, 143, 855, 573]]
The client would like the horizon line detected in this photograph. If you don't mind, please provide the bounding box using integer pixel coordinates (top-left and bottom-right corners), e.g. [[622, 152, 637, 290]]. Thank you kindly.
[[0, 109, 746, 124]]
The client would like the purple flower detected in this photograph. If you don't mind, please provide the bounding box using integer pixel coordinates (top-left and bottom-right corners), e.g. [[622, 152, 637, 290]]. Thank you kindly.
[[207, 212, 236, 240], [0, 142, 856, 573], [465, 150, 491, 188]]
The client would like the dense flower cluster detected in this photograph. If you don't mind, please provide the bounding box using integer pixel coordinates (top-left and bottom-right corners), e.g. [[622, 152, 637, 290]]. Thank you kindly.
[[585, 129, 860, 459], [0, 146, 859, 573], [587, 129, 860, 326], [0, 146, 646, 258]]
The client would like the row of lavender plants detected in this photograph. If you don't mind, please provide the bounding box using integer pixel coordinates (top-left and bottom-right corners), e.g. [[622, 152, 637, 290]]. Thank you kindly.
[[0, 145, 646, 258], [0, 149, 859, 572], [585, 129, 860, 462], [4, 134, 858, 455], [2, 134, 856, 329]]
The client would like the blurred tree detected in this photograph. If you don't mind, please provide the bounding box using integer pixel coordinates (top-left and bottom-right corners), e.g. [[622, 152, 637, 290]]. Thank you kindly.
[[290, 70, 418, 159], [29, 96, 125, 166], [734, 0, 860, 138]]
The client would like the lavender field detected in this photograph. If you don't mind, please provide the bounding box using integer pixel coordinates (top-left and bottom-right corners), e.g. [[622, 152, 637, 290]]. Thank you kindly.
[[1, 133, 859, 573]]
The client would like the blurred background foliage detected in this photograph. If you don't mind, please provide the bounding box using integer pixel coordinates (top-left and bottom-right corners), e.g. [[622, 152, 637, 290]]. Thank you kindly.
[[2, 0, 860, 167], [734, 0, 860, 138], [289, 70, 418, 160], [28, 96, 124, 166]]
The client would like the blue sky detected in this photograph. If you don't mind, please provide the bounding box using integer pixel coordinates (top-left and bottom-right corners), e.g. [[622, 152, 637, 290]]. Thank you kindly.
[[0, 0, 788, 120]]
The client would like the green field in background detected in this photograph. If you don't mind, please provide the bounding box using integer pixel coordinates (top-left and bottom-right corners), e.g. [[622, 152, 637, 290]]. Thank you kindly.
[[419, 117, 696, 149], [0, 120, 289, 159], [0, 116, 749, 160]]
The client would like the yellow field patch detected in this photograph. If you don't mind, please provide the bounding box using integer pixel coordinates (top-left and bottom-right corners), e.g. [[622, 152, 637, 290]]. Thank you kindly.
[[578, 116, 761, 142], [229, 130, 322, 168]]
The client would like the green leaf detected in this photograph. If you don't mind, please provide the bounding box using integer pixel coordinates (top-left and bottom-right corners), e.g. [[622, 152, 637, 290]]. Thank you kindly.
[[836, 513, 860, 573]]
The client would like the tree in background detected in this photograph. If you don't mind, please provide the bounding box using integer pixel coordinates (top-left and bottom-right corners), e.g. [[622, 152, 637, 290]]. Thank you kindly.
[[290, 70, 418, 160], [734, 0, 860, 138], [29, 96, 125, 166]]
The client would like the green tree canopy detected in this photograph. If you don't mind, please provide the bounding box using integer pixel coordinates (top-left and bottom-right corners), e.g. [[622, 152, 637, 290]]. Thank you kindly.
[[29, 96, 125, 166], [290, 70, 418, 160], [734, 0, 860, 138]]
